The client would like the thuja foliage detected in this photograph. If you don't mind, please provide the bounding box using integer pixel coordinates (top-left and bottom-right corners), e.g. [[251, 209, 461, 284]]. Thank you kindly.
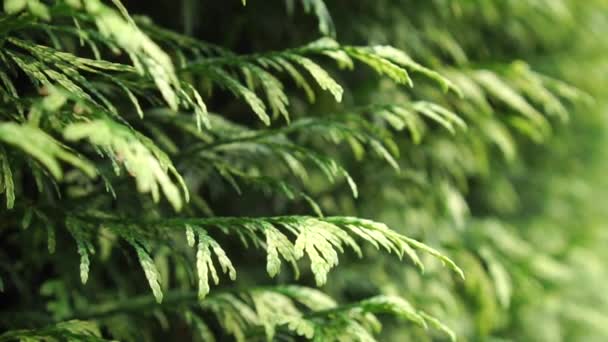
[[1, 0, 608, 341]]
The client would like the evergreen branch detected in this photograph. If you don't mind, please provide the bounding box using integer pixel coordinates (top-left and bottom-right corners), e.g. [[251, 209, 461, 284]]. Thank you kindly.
[[185, 37, 457, 93], [0, 320, 107, 342], [11, 285, 454, 342], [72, 213, 463, 293], [64, 118, 189, 211], [0, 122, 97, 180]]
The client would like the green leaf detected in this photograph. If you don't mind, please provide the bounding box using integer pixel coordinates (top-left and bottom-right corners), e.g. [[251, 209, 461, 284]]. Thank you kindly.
[[3, 0, 27, 14], [289, 55, 343, 102], [0, 149, 15, 209], [64, 119, 185, 211], [372, 45, 461, 94], [0, 123, 97, 180], [209, 68, 270, 125], [474, 70, 549, 131], [77, 241, 90, 284], [359, 296, 427, 328], [132, 241, 164, 303], [345, 47, 413, 87], [265, 226, 298, 278], [195, 230, 236, 300], [419, 311, 457, 342], [186, 224, 196, 247], [27, 0, 50, 21], [301, 0, 335, 36]]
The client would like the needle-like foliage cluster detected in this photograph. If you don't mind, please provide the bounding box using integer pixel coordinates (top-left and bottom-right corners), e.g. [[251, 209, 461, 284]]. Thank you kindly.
[[1, 0, 608, 341]]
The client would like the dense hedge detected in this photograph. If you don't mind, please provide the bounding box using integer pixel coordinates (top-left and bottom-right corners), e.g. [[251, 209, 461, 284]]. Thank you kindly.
[[1, 1, 608, 341]]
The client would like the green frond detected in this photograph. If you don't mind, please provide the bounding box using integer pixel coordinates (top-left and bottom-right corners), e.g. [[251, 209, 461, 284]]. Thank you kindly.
[[0, 320, 105, 342], [208, 67, 270, 125], [182, 38, 458, 125], [195, 230, 236, 300], [288, 55, 344, 102], [473, 70, 550, 132], [33, 285, 453, 342], [130, 239, 164, 304], [372, 45, 461, 95], [300, 0, 334, 36], [0, 122, 96, 180], [0, 147, 15, 209], [345, 47, 412, 87], [68, 213, 461, 298], [2, 1, 605, 341], [63, 119, 186, 210]]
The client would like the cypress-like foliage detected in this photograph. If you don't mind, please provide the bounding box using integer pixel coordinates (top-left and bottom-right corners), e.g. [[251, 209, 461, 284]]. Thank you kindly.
[[1, 1, 607, 341]]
